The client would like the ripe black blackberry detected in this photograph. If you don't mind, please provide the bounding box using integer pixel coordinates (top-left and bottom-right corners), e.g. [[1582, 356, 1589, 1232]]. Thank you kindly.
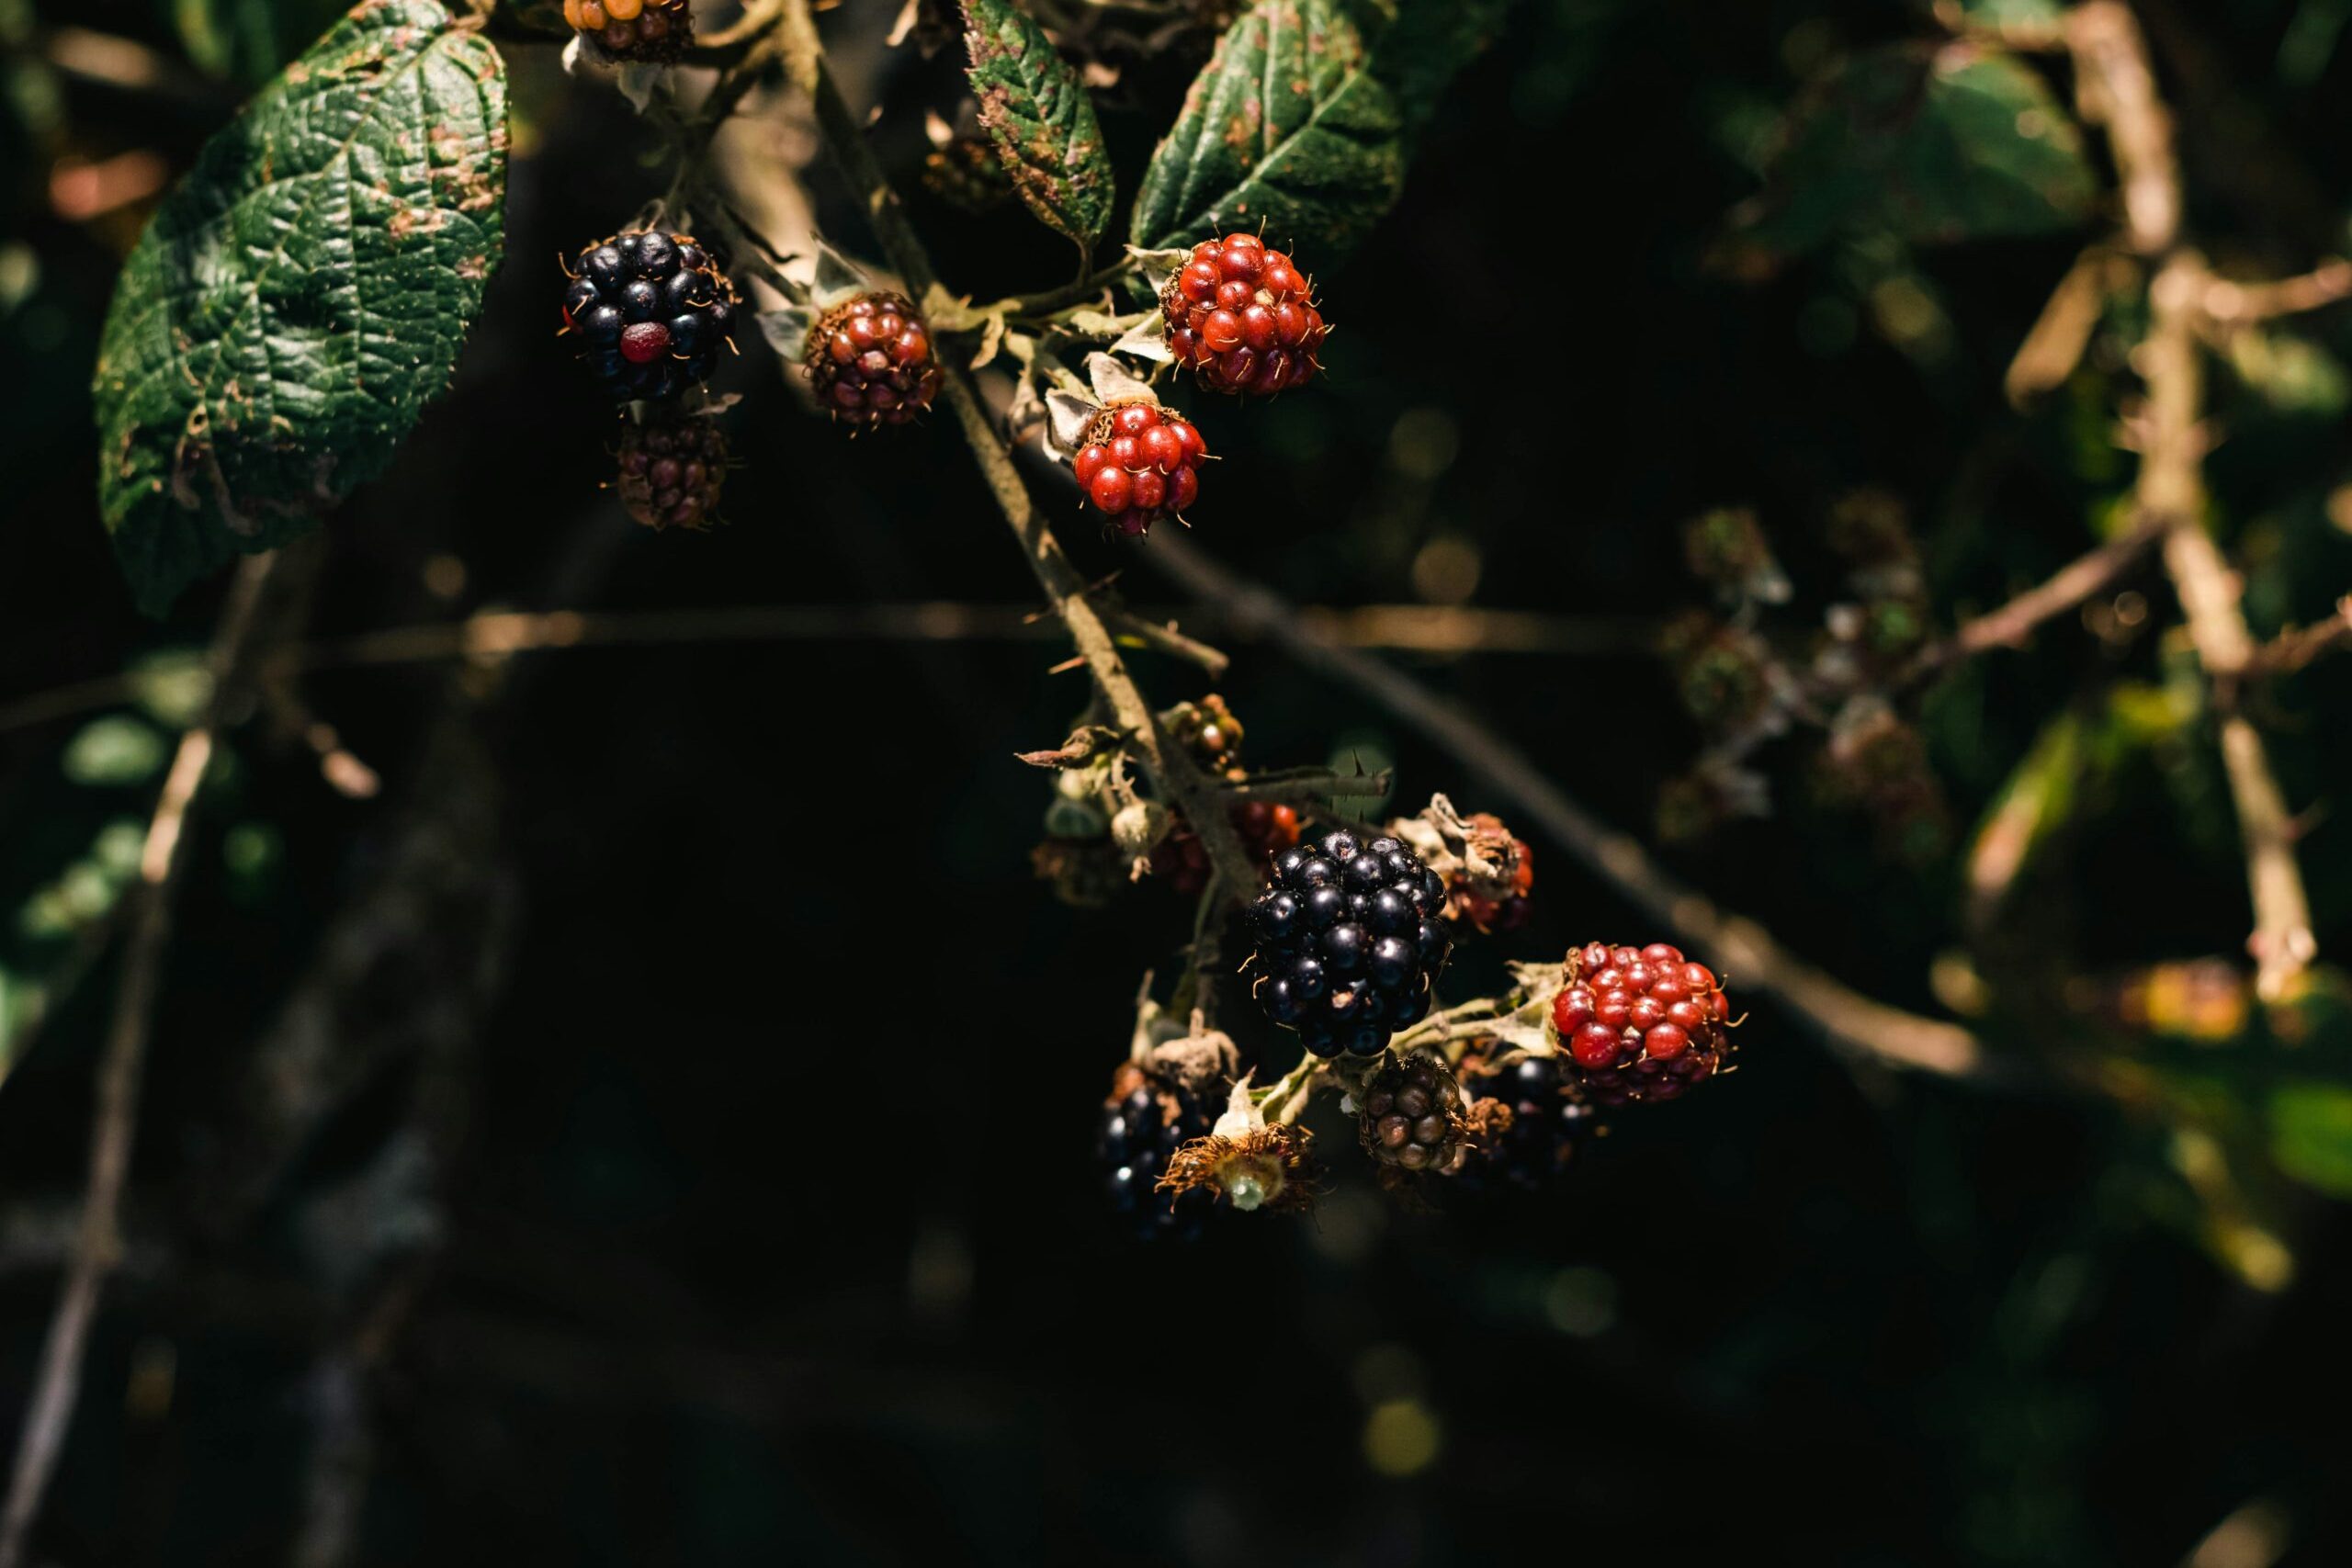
[[616, 415, 728, 530], [1357, 1049, 1471, 1174], [1098, 1064, 1215, 1240], [1247, 829, 1451, 1057], [1457, 1052, 1600, 1191], [564, 0, 694, 64], [562, 230, 736, 404]]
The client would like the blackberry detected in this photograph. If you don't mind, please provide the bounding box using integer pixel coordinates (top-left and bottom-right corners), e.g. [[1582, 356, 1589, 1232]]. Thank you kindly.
[[564, 0, 694, 64], [803, 292, 944, 427], [1072, 400, 1207, 538], [1357, 1049, 1471, 1174], [1550, 942, 1737, 1106], [1456, 1051, 1599, 1190], [1098, 1063, 1215, 1240], [616, 415, 728, 530], [1159, 232, 1326, 396], [1246, 829, 1452, 1057], [563, 230, 737, 404]]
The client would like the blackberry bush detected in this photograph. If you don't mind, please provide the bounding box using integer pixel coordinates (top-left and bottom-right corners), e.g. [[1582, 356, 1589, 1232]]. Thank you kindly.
[[1072, 400, 1208, 538], [562, 230, 736, 404], [803, 292, 944, 428], [1160, 232, 1327, 396], [1247, 829, 1451, 1058], [1550, 942, 1736, 1105]]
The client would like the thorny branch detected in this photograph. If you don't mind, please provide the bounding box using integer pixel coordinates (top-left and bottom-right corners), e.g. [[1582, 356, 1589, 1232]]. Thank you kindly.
[[769, 0, 1257, 897], [2067, 0, 2319, 999], [0, 554, 281, 1568]]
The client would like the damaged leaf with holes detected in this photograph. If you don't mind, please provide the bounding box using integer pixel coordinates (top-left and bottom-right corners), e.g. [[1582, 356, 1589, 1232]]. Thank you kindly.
[[960, 0, 1114, 252], [93, 0, 509, 615], [1724, 41, 2096, 265]]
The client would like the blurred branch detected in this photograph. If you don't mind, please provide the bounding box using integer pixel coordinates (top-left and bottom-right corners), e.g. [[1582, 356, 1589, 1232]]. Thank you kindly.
[[1142, 533, 2025, 1088], [0, 604, 1641, 738], [2244, 598, 2352, 680], [2070, 1, 2319, 1000], [2199, 260, 2352, 324], [0, 553, 281, 1568], [1901, 513, 2167, 682]]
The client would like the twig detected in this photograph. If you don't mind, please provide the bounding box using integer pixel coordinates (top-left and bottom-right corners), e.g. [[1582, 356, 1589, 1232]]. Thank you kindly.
[[1096, 604, 1227, 679], [1217, 767, 1395, 806], [2199, 259, 2352, 323], [772, 0, 1257, 896], [2244, 597, 2352, 679], [1142, 533, 2017, 1085], [1900, 513, 2167, 682], [2070, 2, 2318, 998], [0, 554, 279, 1568]]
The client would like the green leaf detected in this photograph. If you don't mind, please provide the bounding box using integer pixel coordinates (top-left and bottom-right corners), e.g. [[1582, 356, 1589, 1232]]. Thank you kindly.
[[960, 0, 1113, 252], [2269, 1080, 2352, 1199], [1727, 42, 2096, 265], [95, 0, 508, 615], [1129, 0, 1509, 258], [169, 0, 352, 85]]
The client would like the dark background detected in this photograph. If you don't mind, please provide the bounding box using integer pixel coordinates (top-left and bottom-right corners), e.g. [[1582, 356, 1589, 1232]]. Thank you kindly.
[[5, 0, 2352, 1562]]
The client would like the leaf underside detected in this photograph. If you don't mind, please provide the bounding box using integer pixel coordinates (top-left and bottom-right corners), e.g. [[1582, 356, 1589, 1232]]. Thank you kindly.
[[95, 0, 509, 615], [962, 0, 1114, 251]]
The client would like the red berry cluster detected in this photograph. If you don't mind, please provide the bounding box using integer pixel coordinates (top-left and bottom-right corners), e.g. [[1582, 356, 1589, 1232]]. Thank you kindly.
[[1151, 800, 1303, 895], [1549, 942, 1735, 1105], [804, 292, 943, 427], [1073, 400, 1207, 537], [1160, 232, 1326, 396]]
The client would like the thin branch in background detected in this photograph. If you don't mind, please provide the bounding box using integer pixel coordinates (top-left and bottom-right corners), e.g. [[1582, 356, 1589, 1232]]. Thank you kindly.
[[770, 0, 1259, 897], [1142, 533, 2019, 1088], [2199, 259, 2352, 323], [0, 554, 280, 1568], [1900, 513, 2168, 683], [2245, 597, 2352, 679], [2069, 0, 2320, 999]]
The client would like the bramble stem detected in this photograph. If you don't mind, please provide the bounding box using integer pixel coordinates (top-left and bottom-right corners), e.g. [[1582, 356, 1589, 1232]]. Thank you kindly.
[[772, 0, 1257, 897]]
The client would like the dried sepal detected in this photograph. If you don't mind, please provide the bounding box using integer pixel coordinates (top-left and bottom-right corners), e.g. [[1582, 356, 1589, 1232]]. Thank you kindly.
[[1157, 1077, 1314, 1212], [1386, 795, 1525, 910]]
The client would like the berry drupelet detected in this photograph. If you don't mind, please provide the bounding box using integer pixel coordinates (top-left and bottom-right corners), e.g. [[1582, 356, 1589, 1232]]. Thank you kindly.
[[616, 416, 728, 531], [803, 292, 943, 428], [1549, 942, 1736, 1105], [564, 0, 693, 64], [563, 230, 736, 404], [1098, 1064, 1216, 1240], [1247, 829, 1452, 1058], [1073, 400, 1208, 537], [1358, 1050, 1471, 1174], [1457, 1052, 1599, 1190], [1151, 799, 1302, 896], [1160, 232, 1327, 397]]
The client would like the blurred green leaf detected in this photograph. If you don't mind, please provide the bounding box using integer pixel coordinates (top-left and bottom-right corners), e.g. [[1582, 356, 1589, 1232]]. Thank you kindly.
[[1130, 0, 1508, 258], [95, 0, 508, 615], [170, 0, 351, 84], [960, 0, 1113, 252], [62, 715, 168, 787], [2268, 1081, 2352, 1198], [1727, 42, 2097, 265]]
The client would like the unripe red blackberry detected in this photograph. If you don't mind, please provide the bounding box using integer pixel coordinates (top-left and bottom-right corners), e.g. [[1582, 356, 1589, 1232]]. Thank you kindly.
[[562, 230, 736, 403], [1456, 1050, 1600, 1190], [1549, 942, 1737, 1105], [616, 416, 728, 531], [803, 292, 943, 428], [1247, 829, 1451, 1058], [1357, 1050, 1471, 1174], [1098, 1063, 1216, 1240], [1072, 400, 1207, 537], [1159, 232, 1326, 397], [1162, 694, 1245, 771], [564, 0, 694, 63]]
